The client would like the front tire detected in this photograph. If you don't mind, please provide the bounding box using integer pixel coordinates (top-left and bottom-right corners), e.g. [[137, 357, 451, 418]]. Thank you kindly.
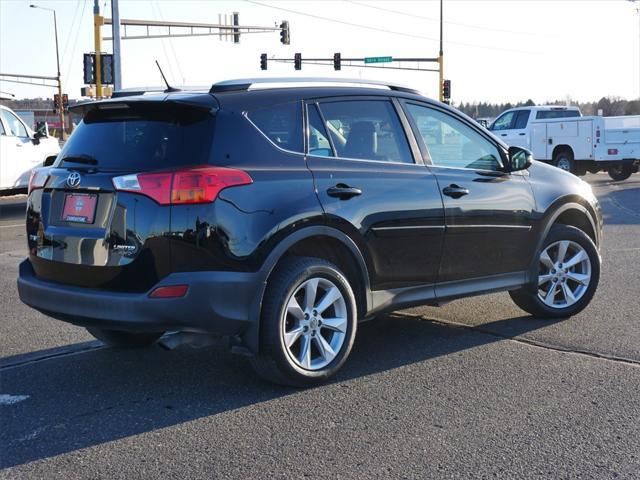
[[509, 225, 600, 318], [608, 164, 633, 181], [86, 328, 163, 347], [250, 256, 357, 387]]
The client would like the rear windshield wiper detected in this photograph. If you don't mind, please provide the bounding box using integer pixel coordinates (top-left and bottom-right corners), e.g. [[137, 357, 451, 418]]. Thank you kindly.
[[60, 154, 98, 165]]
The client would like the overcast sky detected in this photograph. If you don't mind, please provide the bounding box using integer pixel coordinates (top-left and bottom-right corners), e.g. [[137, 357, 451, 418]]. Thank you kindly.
[[1, 0, 639, 103]]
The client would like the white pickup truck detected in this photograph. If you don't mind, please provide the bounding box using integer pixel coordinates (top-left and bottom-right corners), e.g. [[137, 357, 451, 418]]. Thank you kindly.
[[0, 104, 60, 194], [489, 105, 640, 181]]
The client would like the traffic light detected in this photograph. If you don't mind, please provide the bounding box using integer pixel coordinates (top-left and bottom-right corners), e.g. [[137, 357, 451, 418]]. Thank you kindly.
[[280, 20, 290, 45], [83, 53, 95, 84], [260, 53, 268, 71], [443, 79, 451, 100], [294, 53, 301, 70], [62, 94, 69, 112], [53, 93, 60, 114], [333, 52, 341, 71], [100, 54, 114, 84]]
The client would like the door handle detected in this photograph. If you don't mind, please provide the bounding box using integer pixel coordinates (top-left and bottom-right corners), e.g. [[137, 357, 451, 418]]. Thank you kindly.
[[500, 133, 507, 137], [16, 143, 23, 147], [442, 184, 469, 199], [327, 184, 362, 200], [518, 133, 526, 136]]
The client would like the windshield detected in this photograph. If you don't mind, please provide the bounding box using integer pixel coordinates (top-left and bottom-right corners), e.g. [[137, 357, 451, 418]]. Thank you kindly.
[[56, 104, 214, 171]]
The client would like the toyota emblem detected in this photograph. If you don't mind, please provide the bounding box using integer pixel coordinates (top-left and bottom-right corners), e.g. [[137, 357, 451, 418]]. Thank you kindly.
[[66, 172, 81, 188]]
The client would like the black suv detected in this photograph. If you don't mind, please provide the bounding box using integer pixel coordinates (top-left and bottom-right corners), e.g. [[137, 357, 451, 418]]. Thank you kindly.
[[18, 78, 603, 386]]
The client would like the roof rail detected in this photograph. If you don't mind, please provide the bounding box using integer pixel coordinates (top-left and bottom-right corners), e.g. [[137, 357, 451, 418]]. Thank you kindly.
[[209, 77, 421, 95], [111, 85, 209, 98]]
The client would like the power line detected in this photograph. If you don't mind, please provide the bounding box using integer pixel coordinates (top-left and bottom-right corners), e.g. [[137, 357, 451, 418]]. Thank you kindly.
[[60, 0, 83, 67], [64, 0, 88, 83], [244, 0, 542, 55], [154, 0, 185, 85], [344, 0, 543, 37]]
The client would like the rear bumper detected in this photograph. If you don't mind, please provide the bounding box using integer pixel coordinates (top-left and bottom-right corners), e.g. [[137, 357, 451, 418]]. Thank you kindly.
[[17, 259, 263, 335]]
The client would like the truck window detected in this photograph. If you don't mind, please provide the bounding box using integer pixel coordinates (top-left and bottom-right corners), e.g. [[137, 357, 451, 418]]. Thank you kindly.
[[535, 110, 580, 120], [489, 111, 515, 131], [513, 110, 530, 129], [0, 110, 28, 138]]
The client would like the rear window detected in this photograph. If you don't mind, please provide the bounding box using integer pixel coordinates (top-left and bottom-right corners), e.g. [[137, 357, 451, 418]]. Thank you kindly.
[[56, 104, 214, 171], [536, 110, 580, 119], [247, 102, 303, 153]]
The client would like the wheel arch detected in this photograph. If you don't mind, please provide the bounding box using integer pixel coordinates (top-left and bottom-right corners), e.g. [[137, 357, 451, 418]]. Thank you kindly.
[[243, 226, 372, 354], [524, 199, 600, 289], [552, 145, 574, 162]]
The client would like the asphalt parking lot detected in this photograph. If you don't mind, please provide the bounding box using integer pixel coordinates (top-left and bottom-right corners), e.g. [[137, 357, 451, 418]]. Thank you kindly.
[[1, 173, 639, 479]]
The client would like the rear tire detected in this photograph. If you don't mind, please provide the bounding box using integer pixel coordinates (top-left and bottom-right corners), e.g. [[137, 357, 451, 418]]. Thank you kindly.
[[608, 164, 633, 181], [509, 225, 600, 318], [250, 256, 357, 388], [554, 151, 574, 174], [87, 328, 163, 347]]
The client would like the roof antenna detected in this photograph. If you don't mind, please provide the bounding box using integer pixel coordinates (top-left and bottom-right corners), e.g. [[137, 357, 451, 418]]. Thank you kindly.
[[155, 60, 179, 93]]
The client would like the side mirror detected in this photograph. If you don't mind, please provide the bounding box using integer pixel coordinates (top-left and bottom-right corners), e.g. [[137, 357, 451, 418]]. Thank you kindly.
[[507, 146, 533, 172], [34, 121, 49, 139]]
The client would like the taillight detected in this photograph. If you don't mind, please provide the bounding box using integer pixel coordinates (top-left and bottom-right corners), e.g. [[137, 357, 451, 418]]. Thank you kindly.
[[28, 168, 49, 194], [607, 148, 618, 155], [112, 166, 252, 205], [149, 285, 189, 298]]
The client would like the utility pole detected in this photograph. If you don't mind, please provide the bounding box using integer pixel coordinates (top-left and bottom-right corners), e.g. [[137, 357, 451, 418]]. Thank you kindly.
[[631, 0, 640, 99], [111, 0, 122, 90], [94, 0, 103, 99], [438, 0, 444, 102], [30, 4, 65, 140]]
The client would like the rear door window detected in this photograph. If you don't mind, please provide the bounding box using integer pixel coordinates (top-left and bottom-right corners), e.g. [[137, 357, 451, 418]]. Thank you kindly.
[[247, 102, 303, 153], [513, 110, 530, 129], [317, 100, 414, 164], [56, 104, 214, 171]]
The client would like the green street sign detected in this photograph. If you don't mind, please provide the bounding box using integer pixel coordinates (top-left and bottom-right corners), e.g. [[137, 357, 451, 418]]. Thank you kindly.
[[364, 56, 393, 64]]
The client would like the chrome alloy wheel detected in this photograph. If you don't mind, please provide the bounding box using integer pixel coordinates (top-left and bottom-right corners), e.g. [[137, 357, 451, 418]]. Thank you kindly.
[[281, 277, 348, 371], [537, 240, 592, 308]]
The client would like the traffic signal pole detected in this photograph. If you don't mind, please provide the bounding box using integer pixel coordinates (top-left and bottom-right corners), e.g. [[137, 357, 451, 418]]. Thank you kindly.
[[438, 0, 444, 102], [111, 0, 122, 90], [94, 0, 103, 99]]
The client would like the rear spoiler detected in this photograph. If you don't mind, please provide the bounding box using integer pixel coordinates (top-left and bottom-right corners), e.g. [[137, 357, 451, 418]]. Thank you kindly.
[[69, 94, 218, 117]]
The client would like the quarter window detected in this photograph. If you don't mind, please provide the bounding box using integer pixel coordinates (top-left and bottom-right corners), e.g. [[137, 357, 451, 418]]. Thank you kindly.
[[317, 100, 414, 164], [405, 103, 503, 171], [248, 102, 303, 153], [1, 110, 28, 137]]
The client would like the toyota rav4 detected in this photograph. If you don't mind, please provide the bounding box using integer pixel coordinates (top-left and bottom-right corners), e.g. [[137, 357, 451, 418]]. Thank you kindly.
[[18, 78, 603, 386]]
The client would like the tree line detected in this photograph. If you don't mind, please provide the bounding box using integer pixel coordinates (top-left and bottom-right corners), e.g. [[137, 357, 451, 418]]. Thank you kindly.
[[457, 97, 640, 119]]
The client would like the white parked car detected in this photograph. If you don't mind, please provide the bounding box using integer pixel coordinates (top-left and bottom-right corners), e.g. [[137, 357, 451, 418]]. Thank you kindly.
[[489, 105, 640, 181], [0, 104, 60, 194]]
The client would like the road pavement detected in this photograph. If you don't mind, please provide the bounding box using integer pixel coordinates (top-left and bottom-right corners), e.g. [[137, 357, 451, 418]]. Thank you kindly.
[[1, 173, 639, 479]]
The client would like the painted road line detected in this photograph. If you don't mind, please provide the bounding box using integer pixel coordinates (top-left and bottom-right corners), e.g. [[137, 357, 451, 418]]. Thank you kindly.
[[0, 394, 30, 405]]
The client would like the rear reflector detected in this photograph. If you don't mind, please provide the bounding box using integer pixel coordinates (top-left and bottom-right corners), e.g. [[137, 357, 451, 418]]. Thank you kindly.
[[149, 285, 189, 298], [112, 166, 252, 205], [28, 168, 49, 194], [607, 148, 618, 155]]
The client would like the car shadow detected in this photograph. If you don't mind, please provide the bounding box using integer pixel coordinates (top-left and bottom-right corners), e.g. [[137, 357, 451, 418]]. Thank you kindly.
[[0, 311, 559, 469]]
